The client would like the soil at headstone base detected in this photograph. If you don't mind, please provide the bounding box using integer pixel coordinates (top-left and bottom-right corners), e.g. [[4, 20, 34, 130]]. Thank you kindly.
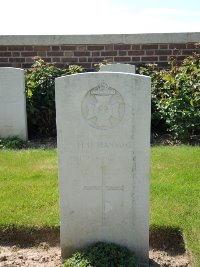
[[0, 243, 192, 267], [0, 243, 60, 267]]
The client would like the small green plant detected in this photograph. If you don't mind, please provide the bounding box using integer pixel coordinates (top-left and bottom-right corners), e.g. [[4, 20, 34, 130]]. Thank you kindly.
[[0, 137, 24, 149], [62, 242, 138, 267]]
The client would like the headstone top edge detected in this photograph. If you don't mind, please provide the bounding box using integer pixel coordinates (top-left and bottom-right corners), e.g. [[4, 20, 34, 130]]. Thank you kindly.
[[0, 67, 24, 72], [99, 71, 134, 74], [100, 63, 135, 67], [55, 72, 150, 80]]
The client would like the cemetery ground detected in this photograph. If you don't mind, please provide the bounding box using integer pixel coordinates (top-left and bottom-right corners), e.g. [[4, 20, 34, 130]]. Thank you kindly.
[[0, 146, 199, 266]]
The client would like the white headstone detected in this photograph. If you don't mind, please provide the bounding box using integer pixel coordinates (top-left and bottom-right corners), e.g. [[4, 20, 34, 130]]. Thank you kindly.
[[99, 63, 135, 73], [0, 68, 27, 140], [56, 72, 151, 265]]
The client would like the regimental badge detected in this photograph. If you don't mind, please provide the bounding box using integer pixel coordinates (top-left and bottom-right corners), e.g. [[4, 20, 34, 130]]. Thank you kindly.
[[81, 82, 125, 129]]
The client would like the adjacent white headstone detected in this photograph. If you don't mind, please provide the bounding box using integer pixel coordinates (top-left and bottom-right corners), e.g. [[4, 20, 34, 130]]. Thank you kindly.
[[99, 63, 135, 73], [0, 68, 27, 140], [56, 72, 151, 265]]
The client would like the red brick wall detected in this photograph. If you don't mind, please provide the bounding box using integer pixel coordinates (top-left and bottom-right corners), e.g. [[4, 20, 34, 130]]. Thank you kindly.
[[0, 43, 199, 69]]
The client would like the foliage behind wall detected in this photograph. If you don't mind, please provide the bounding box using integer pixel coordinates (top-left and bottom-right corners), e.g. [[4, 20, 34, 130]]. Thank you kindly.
[[25, 53, 200, 142], [25, 57, 84, 137]]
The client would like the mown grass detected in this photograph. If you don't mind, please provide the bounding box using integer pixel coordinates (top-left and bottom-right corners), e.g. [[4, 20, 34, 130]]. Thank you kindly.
[[0, 149, 59, 227], [151, 146, 200, 266], [0, 146, 199, 265]]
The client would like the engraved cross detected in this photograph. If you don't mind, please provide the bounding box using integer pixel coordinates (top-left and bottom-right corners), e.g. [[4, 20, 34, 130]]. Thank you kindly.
[[83, 165, 124, 225]]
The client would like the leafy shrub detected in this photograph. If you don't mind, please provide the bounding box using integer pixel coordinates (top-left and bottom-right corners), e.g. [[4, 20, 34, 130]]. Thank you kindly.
[[161, 54, 200, 141], [62, 242, 138, 267], [0, 137, 24, 149], [139, 51, 200, 141], [138, 64, 167, 133], [25, 57, 84, 137]]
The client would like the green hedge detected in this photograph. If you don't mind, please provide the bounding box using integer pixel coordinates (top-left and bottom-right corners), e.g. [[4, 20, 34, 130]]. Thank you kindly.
[[25, 54, 200, 142], [25, 57, 84, 137], [138, 51, 200, 141]]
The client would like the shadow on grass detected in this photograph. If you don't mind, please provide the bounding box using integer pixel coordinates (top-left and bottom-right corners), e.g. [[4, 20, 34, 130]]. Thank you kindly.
[[150, 225, 185, 255], [0, 225, 60, 247], [0, 225, 185, 256]]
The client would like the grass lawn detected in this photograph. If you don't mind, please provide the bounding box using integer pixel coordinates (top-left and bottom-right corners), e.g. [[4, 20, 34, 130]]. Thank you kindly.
[[151, 146, 200, 266], [0, 146, 199, 265], [0, 149, 59, 227]]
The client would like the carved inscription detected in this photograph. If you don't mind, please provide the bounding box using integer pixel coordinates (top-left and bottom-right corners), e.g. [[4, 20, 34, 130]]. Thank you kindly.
[[81, 82, 125, 129], [83, 165, 124, 225], [77, 141, 131, 149]]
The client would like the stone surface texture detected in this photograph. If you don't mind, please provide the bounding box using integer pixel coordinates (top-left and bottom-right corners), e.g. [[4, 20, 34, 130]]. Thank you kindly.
[[55, 72, 151, 264], [0, 67, 27, 140], [0, 32, 199, 45], [100, 63, 135, 73]]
